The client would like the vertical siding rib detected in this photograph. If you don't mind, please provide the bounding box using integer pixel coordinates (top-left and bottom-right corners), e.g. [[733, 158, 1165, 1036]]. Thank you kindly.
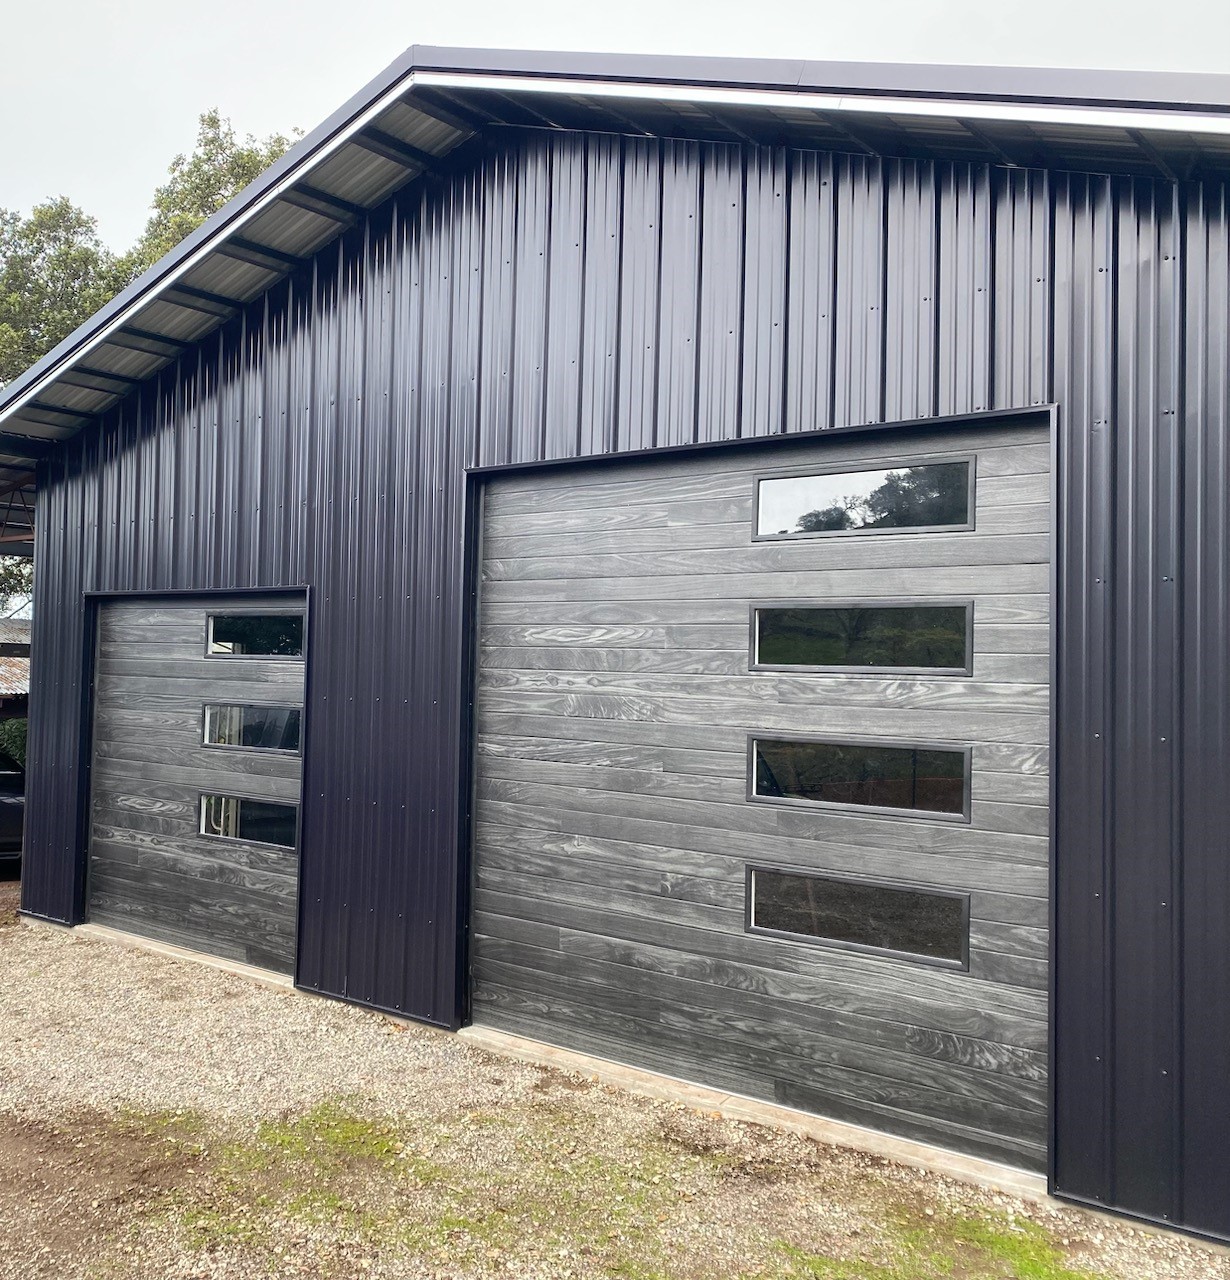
[[616, 139, 662, 451], [740, 147, 788, 436], [1050, 171, 1115, 1205], [695, 142, 744, 441], [1180, 180, 1230, 1237], [936, 165, 993, 417], [783, 151, 836, 433], [884, 159, 938, 422], [1108, 179, 1183, 1221], [655, 140, 701, 446], [543, 134, 586, 458], [832, 155, 886, 427], [577, 135, 622, 455]]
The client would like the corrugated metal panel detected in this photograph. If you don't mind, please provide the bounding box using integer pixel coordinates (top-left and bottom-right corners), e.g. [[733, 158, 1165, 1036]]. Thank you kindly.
[[1179, 180, 1230, 1234], [309, 146, 411, 207], [0, 656, 29, 696], [20, 129, 1230, 1237], [178, 255, 280, 302]]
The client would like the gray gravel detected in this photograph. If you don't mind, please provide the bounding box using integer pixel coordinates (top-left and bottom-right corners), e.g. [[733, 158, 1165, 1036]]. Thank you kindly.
[[2, 920, 1228, 1280], [1, 924, 510, 1122]]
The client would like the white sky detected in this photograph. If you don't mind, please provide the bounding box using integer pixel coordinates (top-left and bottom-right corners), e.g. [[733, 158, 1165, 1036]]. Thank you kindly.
[[5, 0, 1230, 251]]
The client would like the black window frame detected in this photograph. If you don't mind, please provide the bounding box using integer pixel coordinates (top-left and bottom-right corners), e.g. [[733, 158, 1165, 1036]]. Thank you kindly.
[[197, 792, 301, 851], [201, 703, 304, 756], [746, 732, 973, 823], [745, 863, 971, 970], [751, 452, 977, 542], [749, 598, 975, 676], [204, 611, 306, 660]]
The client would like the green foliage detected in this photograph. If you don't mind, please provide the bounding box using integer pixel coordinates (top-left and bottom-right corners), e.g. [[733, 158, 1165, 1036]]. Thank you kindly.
[[0, 198, 125, 387], [795, 461, 969, 532], [0, 557, 33, 614], [0, 111, 296, 391], [120, 110, 298, 279], [0, 717, 25, 770]]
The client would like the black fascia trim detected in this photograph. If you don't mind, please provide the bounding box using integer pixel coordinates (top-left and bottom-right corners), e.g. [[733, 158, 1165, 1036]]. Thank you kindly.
[[467, 405, 1053, 480], [83, 585, 311, 601], [404, 45, 1230, 114]]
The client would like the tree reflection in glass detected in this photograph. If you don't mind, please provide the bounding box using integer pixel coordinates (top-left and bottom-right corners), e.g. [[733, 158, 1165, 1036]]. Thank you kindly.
[[757, 460, 970, 536], [756, 605, 968, 670]]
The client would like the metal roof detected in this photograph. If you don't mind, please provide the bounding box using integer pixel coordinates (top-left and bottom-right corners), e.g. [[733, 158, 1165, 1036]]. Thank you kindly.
[[0, 655, 29, 697], [3, 43, 1230, 551]]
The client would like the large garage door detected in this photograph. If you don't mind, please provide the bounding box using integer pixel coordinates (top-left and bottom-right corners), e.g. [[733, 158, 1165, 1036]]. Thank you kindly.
[[471, 419, 1051, 1170], [88, 595, 306, 974]]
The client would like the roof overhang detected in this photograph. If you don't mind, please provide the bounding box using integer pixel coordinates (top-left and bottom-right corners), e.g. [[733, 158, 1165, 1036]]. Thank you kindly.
[[2, 44, 1229, 550]]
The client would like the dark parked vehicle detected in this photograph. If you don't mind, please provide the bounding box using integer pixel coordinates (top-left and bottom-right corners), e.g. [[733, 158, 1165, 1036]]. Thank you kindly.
[[0, 748, 24, 870]]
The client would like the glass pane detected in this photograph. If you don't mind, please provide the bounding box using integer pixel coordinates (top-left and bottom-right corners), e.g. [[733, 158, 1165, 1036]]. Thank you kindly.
[[751, 868, 966, 962], [756, 605, 968, 670], [757, 460, 970, 536], [753, 739, 966, 815], [204, 704, 301, 752], [200, 795, 298, 848], [208, 614, 303, 657]]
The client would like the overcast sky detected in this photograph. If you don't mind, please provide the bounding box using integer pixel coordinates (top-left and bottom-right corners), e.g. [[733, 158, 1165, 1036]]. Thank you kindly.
[[6, 0, 1230, 251]]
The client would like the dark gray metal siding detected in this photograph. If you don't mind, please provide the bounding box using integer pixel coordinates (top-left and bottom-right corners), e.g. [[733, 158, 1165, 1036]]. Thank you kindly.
[[21, 129, 1229, 1235]]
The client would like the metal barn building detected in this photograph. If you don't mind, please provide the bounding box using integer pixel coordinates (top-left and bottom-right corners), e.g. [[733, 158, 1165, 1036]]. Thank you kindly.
[[3, 46, 1229, 1242]]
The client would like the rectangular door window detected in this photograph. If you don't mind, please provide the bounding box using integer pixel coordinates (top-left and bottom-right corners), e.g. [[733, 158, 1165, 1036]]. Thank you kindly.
[[754, 603, 971, 673], [200, 795, 298, 848], [203, 704, 302, 753], [748, 866, 968, 965], [207, 614, 304, 657], [756, 459, 972, 538], [751, 737, 969, 818]]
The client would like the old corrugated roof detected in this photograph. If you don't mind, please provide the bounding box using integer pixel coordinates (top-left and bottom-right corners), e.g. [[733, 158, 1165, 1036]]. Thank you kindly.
[[1, 44, 1229, 553], [0, 619, 31, 648], [0, 655, 29, 696]]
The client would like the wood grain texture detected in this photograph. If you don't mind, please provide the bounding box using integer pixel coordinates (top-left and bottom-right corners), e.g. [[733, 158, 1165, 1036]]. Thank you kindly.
[[87, 595, 305, 973], [471, 423, 1051, 1169]]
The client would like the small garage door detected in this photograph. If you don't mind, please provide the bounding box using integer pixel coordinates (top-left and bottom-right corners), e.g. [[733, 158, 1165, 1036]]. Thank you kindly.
[[88, 595, 306, 973], [471, 420, 1051, 1170]]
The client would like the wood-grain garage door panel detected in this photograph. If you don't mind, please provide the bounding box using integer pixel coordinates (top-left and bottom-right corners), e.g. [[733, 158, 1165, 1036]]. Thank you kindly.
[[87, 596, 304, 973], [471, 423, 1051, 1170]]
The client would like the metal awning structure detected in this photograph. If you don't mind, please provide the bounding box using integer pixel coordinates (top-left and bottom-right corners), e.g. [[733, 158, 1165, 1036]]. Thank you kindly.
[[2, 45, 1230, 554]]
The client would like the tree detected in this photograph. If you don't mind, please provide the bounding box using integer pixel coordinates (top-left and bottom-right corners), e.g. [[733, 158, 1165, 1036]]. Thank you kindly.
[[0, 110, 294, 610], [795, 461, 969, 533], [0, 111, 296, 391], [0, 558, 32, 615], [120, 110, 298, 278], [0, 198, 124, 388]]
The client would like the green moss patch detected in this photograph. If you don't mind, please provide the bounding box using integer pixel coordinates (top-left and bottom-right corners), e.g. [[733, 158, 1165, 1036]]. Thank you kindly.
[[773, 1205, 1104, 1280]]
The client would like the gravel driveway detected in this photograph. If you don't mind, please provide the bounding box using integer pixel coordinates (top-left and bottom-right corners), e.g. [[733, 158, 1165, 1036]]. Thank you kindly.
[[1, 899, 1226, 1280]]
